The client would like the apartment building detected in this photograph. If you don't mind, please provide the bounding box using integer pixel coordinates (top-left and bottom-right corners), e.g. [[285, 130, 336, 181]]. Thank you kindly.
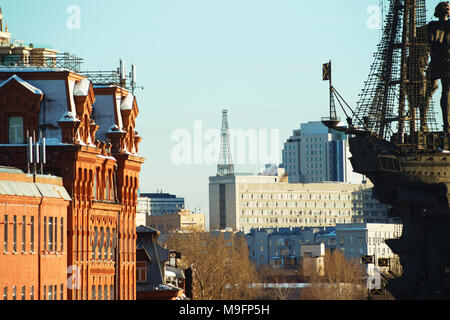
[[209, 169, 394, 233]]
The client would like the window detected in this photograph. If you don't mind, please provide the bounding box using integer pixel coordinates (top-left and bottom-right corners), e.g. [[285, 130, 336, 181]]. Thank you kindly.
[[110, 285, 114, 300], [30, 286, 34, 300], [30, 216, 34, 252], [92, 286, 96, 300], [136, 262, 147, 283], [54, 218, 57, 252], [43, 217, 47, 251], [48, 285, 52, 300], [49, 217, 53, 252], [21, 286, 25, 300], [22, 216, 26, 252], [4, 215, 7, 252], [60, 284, 64, 300], [104, 285, 108, 301], [13, 215, 16, 252], [12, 286, 16, 300], [98, 286, 102, 300], [43, 286, 46, 300], [60, 218, 64, 251], [3, 287, 7, 300], [9, 116, 24, 144]]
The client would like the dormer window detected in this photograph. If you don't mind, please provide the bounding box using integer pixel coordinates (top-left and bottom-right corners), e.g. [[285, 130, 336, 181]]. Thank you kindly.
[[9, 116, 24, 144]]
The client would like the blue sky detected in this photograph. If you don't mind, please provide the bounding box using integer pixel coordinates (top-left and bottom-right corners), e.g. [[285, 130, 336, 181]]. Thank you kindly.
[[2, 0, 443, 224]]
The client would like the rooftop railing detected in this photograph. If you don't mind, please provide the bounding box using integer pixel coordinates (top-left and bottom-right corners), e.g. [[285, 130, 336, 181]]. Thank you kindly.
[[0, 52, 83, 73]]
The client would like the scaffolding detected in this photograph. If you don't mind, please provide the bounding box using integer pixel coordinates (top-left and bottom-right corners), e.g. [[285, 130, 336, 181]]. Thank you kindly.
[[0, 52, 83, 72]]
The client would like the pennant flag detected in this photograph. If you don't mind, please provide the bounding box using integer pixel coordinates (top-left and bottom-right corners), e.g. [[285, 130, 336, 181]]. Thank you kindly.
[[322, 62, 331, 81]]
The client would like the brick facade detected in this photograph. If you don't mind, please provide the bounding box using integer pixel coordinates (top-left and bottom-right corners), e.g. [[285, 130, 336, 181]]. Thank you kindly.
[[0, 71, 144, 300]]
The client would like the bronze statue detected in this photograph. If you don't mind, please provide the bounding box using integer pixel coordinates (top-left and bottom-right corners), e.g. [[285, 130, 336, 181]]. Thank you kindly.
[[427, 2, 450, 131]]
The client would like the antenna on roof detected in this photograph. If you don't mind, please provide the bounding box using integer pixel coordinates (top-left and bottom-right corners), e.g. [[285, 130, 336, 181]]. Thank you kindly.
[[129, 64, 144, 95]]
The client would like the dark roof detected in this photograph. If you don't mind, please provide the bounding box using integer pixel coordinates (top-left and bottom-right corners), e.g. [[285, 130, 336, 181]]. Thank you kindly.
[[136, 225, 160, 235], [139, 193, 182, 199]]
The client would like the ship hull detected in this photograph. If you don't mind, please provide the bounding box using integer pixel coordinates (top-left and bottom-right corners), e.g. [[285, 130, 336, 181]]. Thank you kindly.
[[349, 135, 450, 299]]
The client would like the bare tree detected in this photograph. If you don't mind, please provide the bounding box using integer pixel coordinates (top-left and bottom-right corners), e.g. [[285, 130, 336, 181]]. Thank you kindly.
[[164, 232, 260, 300], [298, 249, 368, 300]]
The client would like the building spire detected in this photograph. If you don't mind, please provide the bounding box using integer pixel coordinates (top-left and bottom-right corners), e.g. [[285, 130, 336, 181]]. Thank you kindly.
[[217, 109, 234, 176]]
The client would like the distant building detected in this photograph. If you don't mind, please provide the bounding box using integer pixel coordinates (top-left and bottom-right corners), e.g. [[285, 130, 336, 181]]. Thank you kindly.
[[245, 227, 335, 268], [336, 223, 403, 278], [0, 166, 71, 300], [209, 169, 394, 233], [146, 209, 205, 234], [137, 193, 185, 216], [281, 121, 362, 184]]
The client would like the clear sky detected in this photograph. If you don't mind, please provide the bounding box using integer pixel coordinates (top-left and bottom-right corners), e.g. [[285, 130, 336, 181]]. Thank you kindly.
[[1, 0, 443, 226]]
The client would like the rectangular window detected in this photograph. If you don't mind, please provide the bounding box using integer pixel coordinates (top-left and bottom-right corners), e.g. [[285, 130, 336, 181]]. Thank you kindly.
[[30, 286, 34, 300], [48, 285, 52, 300], [21, 286, 25, 300], [43, 286, 46, 300], [30, 216, 34, 252], [22, 216, 26, 252], [136, 262, 147, 283], [9, 116, 24, 144], [43, 217, 47, 251], [53, 285, 57, 300], [60, 284, 64, 300], [4, 215, 7, 252], [13, 215, 16, 252], [49, 217, 53, 252], [54, 217, 57, 252], [61, 218, 64, 251], [93, 172, 97, 199], [12, 286, 16, 300], [3, 287, 7, 300]]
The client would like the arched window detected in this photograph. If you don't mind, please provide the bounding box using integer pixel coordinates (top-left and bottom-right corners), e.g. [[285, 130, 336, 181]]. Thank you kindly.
[[110, 285, 114, 300], [91, 286, 96, 300], [105, 227, 110, 260], [92, 227, 98, 260], [99, 227, 104, 260]]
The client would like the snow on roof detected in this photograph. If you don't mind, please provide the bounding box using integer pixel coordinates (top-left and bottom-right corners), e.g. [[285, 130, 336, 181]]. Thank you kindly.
[[73, 78, 91, 96], [59, 111, 80, 122], [0, 74, 43, 95], [120, 93, 134, 110]]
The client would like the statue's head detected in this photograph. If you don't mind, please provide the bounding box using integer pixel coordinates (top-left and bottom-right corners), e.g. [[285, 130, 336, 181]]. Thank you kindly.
[[435, 1, 450, 18]]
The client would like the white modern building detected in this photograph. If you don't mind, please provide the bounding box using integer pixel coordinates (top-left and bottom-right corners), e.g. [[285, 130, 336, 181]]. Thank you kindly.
[[282, 121, 362, 184], [136, 193, 185, 226], [209, 169, 395, 233]]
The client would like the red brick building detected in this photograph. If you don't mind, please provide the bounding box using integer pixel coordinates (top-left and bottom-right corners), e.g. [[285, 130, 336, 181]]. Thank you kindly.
[[0, 166, 70, 300], [0, 69, 144, 300]]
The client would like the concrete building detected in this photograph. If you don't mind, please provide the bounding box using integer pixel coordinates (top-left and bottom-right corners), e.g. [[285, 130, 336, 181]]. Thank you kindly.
[[281, 121, 362, 184], [336, 223, 403, 278], [209, 169, 393, 233], [146, 209, 205, 234], [0, 166, 71, 300], [137, 193, 185, 216], [245, 227, 335, 268]]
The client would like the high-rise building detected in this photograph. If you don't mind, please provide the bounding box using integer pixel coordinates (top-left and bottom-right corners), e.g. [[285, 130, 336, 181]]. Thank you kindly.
[[281, 121, 362, 184], [209, 169, 395, 233]]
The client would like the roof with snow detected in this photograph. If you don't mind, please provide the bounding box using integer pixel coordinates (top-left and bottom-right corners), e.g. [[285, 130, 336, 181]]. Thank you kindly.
[[0, 74, 43, 95]]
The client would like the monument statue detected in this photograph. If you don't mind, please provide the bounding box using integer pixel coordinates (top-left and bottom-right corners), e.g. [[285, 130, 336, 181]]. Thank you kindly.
[[427, 1, 450, 131]]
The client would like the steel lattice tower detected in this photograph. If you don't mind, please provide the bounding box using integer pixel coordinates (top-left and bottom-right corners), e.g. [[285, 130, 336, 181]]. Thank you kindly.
[[217, 109, 234, 176]]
